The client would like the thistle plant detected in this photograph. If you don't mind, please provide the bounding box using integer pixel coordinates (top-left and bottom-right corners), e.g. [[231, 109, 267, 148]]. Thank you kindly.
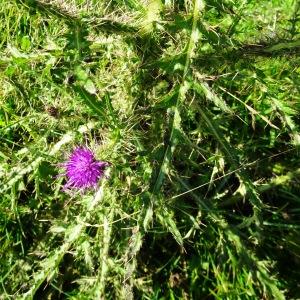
[[61, 147, 110, 191], [0, 0, 300, 299]]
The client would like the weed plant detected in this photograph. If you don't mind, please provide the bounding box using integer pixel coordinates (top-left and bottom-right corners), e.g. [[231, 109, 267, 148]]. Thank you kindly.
[[0, 0, 300, 299]]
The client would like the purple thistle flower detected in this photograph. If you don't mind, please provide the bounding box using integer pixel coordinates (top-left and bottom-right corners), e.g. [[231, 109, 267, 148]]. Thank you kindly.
[[62, 147, 110, 191]]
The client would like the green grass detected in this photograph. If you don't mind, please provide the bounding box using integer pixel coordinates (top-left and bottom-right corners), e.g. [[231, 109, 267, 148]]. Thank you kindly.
[[0, 0, 300, 299]]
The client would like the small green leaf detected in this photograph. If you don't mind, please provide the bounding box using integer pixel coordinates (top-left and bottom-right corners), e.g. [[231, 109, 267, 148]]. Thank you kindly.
[[157, 208, 183, 245]]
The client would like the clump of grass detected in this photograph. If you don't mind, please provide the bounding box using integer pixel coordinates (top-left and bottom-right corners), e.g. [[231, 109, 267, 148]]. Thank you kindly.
[[1, 0, 300, 299]]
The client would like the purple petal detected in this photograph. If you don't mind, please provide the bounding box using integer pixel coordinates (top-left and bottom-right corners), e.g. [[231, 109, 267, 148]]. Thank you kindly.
[[60, 147, 110, 191]]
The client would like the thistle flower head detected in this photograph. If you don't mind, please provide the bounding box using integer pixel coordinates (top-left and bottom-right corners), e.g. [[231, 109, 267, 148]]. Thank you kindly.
[[62, 147, 109, 191]]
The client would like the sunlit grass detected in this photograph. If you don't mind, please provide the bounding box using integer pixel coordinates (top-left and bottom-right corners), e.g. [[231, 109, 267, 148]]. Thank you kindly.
[[1, 0, 300, 299]]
